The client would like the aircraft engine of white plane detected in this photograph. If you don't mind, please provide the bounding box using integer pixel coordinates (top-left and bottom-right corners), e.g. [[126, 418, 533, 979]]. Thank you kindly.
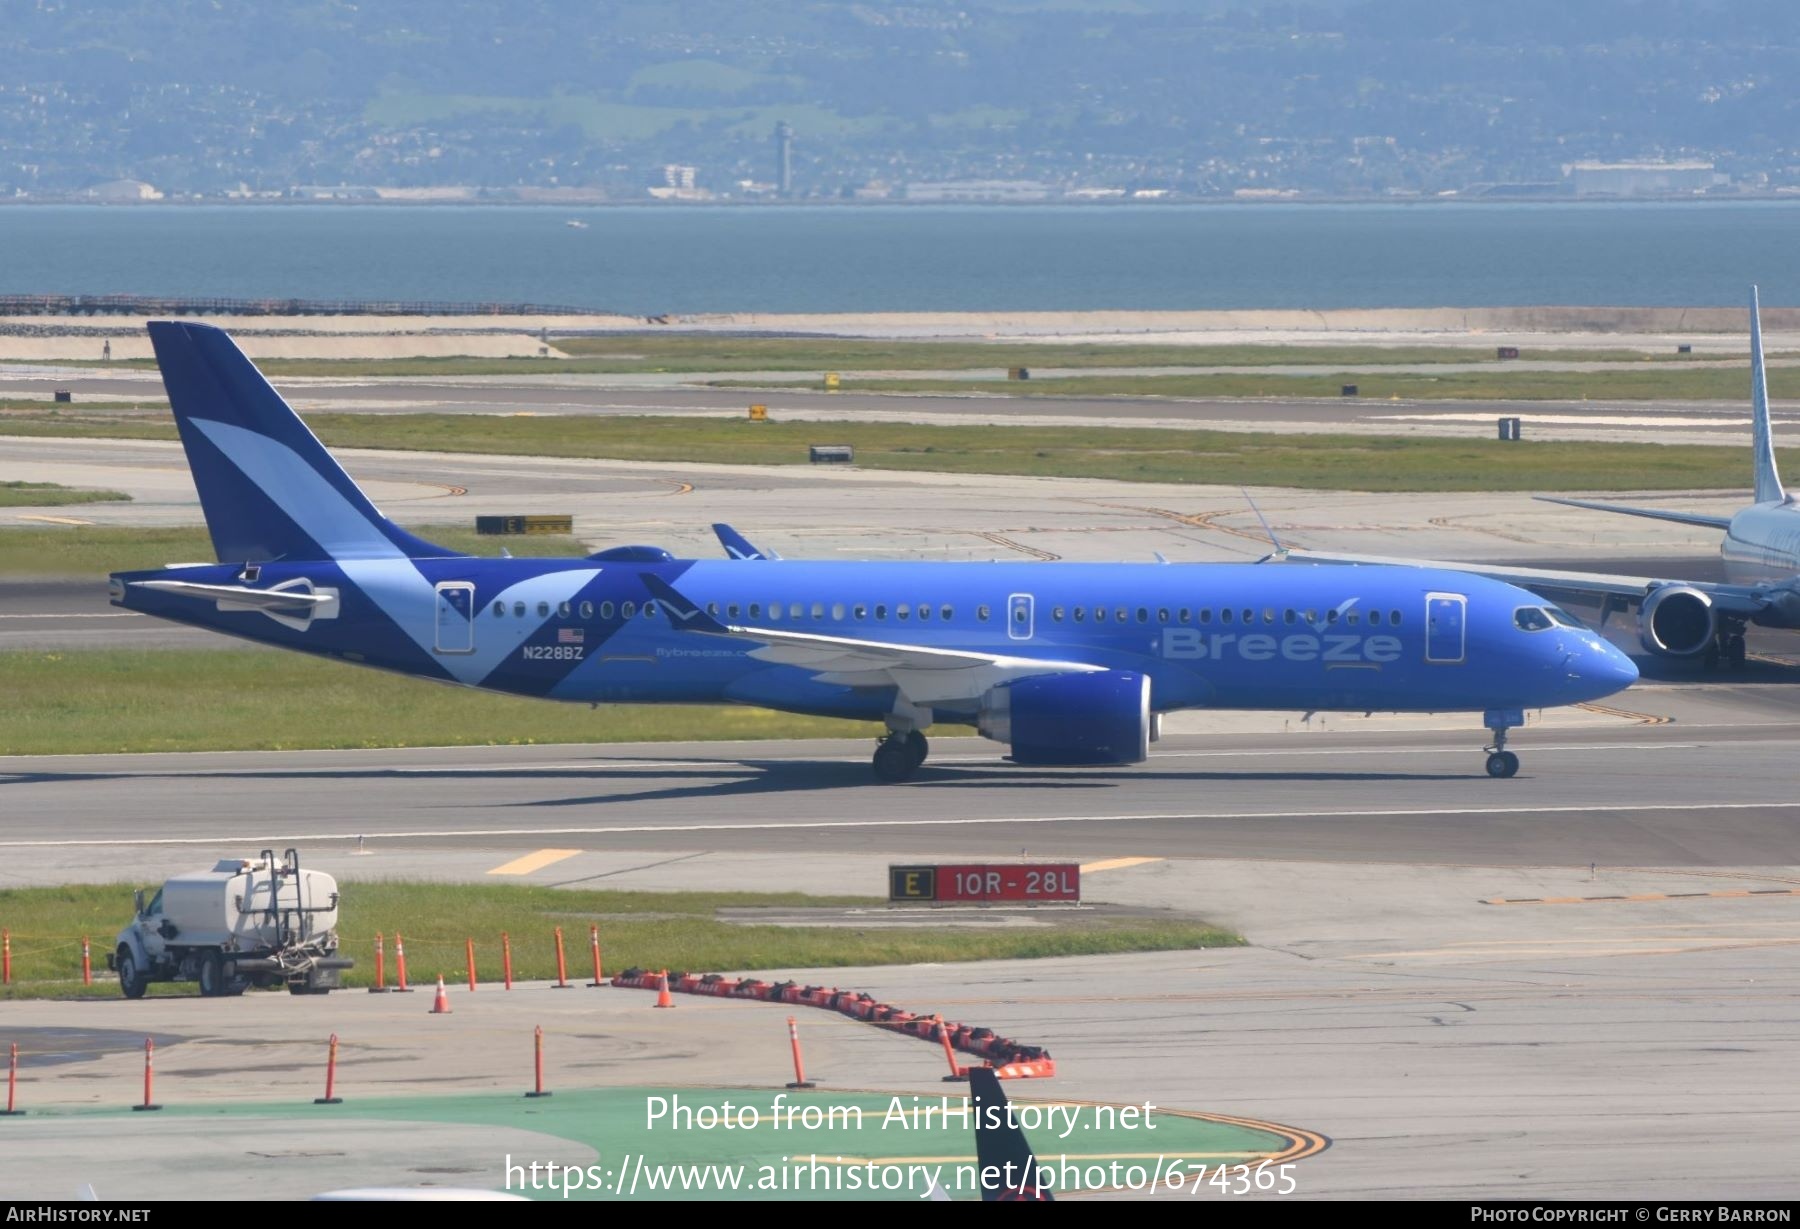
[[977, 670, 1153, 766], [1638, 584, 1717, 658]]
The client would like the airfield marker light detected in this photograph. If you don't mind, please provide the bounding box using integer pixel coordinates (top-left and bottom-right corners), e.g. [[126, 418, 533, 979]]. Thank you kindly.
[[502, 932, 514, 991], [132, 1037, 162, 1111], [465, 938, 477, 992], [524, 1026, 552, 1099], [587, 926, 603, 987], [369, 933, 388, 993], [785, 1017, 816, 1090], [393, 932, 412, 992], [552, 927, 570, 989], [81, 936, 91, 986], [937, 1015, 967, 1082], [3, 1041, 20, 1115], [314, 1033, 343, 1105]]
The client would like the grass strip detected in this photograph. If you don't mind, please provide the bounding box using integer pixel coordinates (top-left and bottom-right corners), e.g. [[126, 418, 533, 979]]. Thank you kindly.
[[0, 648, 878, 755], [0, 481, 130, 508], [0, 881, 1240, 998]]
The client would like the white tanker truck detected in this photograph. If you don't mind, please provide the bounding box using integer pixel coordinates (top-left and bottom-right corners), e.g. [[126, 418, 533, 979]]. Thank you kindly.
[[109, 849, 353, 998]]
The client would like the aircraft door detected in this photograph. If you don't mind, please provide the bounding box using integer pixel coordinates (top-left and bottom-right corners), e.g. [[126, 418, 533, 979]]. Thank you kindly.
[[434, 582, 477, 654], [1007, 593, 1034, 641], [1425, 592, 1467, 664]]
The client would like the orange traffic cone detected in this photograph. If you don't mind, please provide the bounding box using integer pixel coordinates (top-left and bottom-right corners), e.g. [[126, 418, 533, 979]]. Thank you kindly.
[[430, 974, 452, 1015], [654, 969, 675, 1009]]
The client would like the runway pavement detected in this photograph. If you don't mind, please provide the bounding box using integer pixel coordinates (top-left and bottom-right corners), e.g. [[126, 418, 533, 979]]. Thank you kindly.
[[0, 366, 1786, 445]]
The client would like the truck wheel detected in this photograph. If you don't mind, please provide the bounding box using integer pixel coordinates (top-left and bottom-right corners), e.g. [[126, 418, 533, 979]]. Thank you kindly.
[[198, 952, 224, 998], [117, 949, 148, 1000]]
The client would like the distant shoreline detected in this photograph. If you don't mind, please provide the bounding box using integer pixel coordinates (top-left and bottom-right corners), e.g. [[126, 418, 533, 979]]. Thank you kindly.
[[5, 195, 1799, 209]]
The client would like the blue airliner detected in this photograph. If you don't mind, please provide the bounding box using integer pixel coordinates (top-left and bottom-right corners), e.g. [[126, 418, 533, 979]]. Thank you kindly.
[[107, 323, 1637, 781]]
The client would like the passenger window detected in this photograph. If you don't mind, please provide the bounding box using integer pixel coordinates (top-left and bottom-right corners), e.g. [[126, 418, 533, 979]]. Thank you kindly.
[[1346, 611, 1360, 625], [1283, 609, 1295, 624], [1369, 610, 1383, 626], [1136, 608, 1148, 623], [1073, 607, 1086, 622], [513, 601, 527, 617], [580, 601, 593, 620], [1389, 610, 1403, 626], [728, 603, 741, 619], [918, 604, 932, 621], [536, 601, 550, 617], [811, 602, 824, 619], [1158, 608, 1170, 623], [1014, 606, 1028, 623], [1179, 608, 1191, 624], [643, 602, 656, 618], [1115, 607, 1128, 622], [1221, 608, 1233, 624], [831, 602, 845, 620], [1326, 608, 1339, 624], [599, 601, 615, 619], [977, 605, 990, 621], [1093, 608, 1107, 623], [875, 604, 887, 620], [748, 602, 761, 618], [706, 602, 719, 616], [1305, 609, 1317, 624], [493, 600, 505, 617], [558, 601, 572, 619], [789, 603, 803, 620], [898, 604, 911, 621], [941, 605, 953, 621], [853, 604, 867, 619], [1243, 609, 1254, 624], [1052, 606, 1065, 622], [769, 604, 783, 622], [621, 600, 636, 619], [1262, 608, 1274, 624]]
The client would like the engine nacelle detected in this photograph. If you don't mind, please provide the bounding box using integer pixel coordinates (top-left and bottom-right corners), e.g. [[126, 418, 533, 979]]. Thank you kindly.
[[979, 670, 1151, 766], [1638, 584, 1716, 658]]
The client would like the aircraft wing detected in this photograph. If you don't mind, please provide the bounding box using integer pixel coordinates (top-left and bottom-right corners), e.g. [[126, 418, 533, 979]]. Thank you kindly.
[[1281, 549, 1774, 617], [1532, 495, 1734, 531], [642, 574, 1103, 704], [129, 579, 333, 611]]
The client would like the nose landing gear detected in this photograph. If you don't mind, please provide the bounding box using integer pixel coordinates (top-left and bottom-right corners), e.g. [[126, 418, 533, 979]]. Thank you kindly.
[[1483, 708, 1522, 779]]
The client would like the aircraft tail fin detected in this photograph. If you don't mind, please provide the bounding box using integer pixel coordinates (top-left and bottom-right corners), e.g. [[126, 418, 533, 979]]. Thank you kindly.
[[147, 321, 460, 563], [1749, 286, 1786, 504], [969, 1066, 1054, 1201]]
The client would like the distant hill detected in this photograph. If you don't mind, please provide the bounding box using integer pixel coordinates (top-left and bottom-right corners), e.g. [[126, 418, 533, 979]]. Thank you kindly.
[[3, 0, 1796, 198]]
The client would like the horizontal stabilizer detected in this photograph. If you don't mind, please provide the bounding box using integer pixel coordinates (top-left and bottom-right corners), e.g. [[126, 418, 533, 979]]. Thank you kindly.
[[131, 579, 332, 611], [1532, 495, 1733, 531]]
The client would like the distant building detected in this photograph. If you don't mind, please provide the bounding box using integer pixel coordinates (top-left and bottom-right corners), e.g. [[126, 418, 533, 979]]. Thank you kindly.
[[902, 179, 1051, 202], [82, 178, 162, 201], [1564, 161, 1726, 197], [775, 121, 794, 197], [649, 164, 710, 201]]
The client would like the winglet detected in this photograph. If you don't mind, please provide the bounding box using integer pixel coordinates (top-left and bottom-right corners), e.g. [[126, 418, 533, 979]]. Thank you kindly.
[[712, 523, 768, 560], [640, 573, 729, 633], [1242, 488, 1287, 562], [1750, 286, 1787, 504]]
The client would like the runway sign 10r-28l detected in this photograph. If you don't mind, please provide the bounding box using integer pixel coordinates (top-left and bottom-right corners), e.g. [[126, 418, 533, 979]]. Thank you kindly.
[[888, 863, 1081, 904]]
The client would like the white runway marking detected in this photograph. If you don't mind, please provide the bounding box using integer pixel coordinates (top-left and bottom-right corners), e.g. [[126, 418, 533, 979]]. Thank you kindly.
[[2, 799, 1797, 848]]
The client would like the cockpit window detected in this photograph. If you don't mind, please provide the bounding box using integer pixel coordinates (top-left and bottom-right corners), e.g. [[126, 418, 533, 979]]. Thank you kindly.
[[1546, 607, 1585, 629], [1513, 606, 1554, 632]]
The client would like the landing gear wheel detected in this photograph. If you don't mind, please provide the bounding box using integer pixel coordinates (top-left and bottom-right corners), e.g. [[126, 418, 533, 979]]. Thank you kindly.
[[117, 949, 148, 1000], [1485, 751, 1520, 779], [872, 739, 915, 783], [1728, 634, 1747, 670], [903, 730, 929, 770], [198, 952, 225, 998]]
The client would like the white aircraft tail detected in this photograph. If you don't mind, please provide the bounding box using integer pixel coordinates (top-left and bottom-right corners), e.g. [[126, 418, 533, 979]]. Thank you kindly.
[[1750, 285, 1787, 504]]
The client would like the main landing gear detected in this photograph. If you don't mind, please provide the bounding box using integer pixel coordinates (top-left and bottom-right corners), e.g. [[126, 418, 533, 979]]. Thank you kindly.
[[872, 729, 929, 783], [1483, 708, 1522, 779], [1703, 625, 1748, 672]]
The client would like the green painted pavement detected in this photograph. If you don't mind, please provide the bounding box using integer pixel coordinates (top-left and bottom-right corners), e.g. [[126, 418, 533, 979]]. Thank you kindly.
[[38, 1085, 1314, 1200]]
